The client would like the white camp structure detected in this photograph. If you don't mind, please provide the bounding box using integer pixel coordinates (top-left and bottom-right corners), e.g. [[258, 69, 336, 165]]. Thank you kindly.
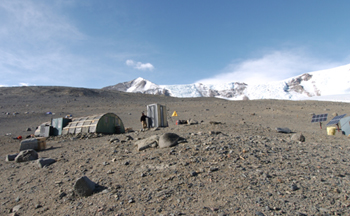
[[147, 104, 168, 127]]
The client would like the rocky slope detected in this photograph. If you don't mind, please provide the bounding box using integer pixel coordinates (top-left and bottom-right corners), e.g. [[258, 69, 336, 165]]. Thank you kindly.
[[1, 86, 350, 215]]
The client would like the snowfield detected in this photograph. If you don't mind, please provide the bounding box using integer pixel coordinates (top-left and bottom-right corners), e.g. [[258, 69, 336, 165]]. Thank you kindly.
[[104, 63, 350, 103]]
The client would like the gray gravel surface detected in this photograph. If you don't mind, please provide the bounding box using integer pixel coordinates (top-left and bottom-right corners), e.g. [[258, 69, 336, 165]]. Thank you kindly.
[[0, 86, 350, 215]]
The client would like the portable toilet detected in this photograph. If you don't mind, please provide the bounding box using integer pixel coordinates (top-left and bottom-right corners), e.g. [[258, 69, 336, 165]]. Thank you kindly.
[[340, 116, 350, 136], [147, 104, 168, 128]]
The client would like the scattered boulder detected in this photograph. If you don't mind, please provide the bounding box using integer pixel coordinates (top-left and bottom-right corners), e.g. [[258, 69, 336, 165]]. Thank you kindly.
[[15, 149, 38, 163], [209, 121, 222, 125], [73, 176, 96, 197], [37, 158, 56, 168], [187, 119, 199, 125], [135, 135, 159, 151], [291, 133, 305, 142], [109, 137, 119, 143], [12, 204, 22, 213], [159, 133, 181, 148], [209, 131, 221, 135], [6, 153, 19, 162], [276, 127, 292, 133]]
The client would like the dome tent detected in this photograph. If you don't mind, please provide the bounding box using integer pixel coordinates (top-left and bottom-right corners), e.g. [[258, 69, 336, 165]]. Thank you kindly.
[[62, 113, 125, 135]]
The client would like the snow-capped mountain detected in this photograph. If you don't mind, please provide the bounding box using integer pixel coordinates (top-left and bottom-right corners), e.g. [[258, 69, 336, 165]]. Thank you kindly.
[[103, 64, 350, 100]]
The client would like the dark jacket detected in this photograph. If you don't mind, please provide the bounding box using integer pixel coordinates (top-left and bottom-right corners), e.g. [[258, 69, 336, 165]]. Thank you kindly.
[[140, 115, 147, 122]]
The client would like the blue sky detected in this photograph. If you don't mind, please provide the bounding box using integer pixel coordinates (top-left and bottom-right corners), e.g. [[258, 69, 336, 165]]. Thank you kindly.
[[1, 0, 350, 88]]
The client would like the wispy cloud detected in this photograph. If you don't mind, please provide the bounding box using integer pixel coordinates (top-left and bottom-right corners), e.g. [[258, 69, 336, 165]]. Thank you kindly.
[[196, 49, 345, 85], [126, 59, 155, 71], [0, 1, 92, 86], [0, 1, 84, 42]]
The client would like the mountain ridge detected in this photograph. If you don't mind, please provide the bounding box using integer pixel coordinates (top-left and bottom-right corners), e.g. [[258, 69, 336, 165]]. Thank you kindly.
[[103, 64, 350, 100]]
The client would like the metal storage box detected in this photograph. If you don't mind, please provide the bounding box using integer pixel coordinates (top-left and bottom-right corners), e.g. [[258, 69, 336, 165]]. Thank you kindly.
[[19, 137, 46, 151], [51, 118, 71, 136], [40, 125, 52, 137]]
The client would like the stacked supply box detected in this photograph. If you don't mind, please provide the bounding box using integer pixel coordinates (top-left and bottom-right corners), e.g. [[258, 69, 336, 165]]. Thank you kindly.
[[19, 137, 46, 151]]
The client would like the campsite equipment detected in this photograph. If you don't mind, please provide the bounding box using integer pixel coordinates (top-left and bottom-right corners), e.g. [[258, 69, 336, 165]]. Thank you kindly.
[[62, 113, 125, 135], [34, 123, 52, 137], [147, 104, 168, 128], [340, 116, 350, 136], [326, 114, 346, 132], [311, 113, 328, 129], [176, 120, 187, 125], [20, 137, 46, 151], [327, 127, 336, 136], [51, 118, 72, 136]]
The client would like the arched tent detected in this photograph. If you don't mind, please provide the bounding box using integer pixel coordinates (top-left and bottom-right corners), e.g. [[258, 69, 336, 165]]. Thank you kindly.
[[62, 113, 125, 135]]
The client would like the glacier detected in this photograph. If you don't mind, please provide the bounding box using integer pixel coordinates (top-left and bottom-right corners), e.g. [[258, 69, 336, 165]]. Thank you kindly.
[[103, 63, 350, 102]]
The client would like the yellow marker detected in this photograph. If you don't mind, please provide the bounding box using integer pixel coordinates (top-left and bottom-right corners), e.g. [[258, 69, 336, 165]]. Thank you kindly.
[[172, 111, 178, 117]]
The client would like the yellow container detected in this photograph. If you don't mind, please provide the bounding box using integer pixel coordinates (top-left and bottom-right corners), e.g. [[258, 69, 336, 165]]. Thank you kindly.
[[327, 127, 336, 135]]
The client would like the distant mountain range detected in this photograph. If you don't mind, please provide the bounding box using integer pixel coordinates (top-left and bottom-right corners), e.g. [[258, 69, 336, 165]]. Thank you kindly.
[[103, 64, 350, 100]]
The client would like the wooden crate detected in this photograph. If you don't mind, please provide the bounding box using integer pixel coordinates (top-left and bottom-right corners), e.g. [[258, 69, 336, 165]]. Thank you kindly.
[[36, 137, 46, 151]]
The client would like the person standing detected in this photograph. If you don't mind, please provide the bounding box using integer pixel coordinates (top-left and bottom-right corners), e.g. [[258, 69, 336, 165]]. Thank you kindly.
[[140, 112, 147, 130]]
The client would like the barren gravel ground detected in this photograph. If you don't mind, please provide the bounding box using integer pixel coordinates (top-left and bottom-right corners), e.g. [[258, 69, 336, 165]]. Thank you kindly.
[[1, 86, 350, 216]]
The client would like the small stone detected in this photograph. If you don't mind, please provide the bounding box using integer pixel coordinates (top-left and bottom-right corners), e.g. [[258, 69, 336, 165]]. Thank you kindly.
[[190, 171, 198, 177], [209, 167, 219, 172], [128, 198, 135, 203], [59, 192, 67, 199], [255, 211, 265, 216], [12, 204, 22, 212], [291, 133, 305, 142], [124, 161, 129, 165], [334, 188, 341, 193], [15, 197, 20, 202], [102, 189, 109, 193], [290, 184, 298, 191]]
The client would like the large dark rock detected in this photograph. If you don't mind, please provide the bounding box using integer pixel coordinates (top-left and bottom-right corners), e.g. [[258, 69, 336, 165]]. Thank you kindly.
[[159, 133, 180, 148], [15, 149, 38, 163], [73, 176, 96, 197], [5, 153, 18, 162], [37, 158, 56, 168], [135, 135, 159, 151]]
